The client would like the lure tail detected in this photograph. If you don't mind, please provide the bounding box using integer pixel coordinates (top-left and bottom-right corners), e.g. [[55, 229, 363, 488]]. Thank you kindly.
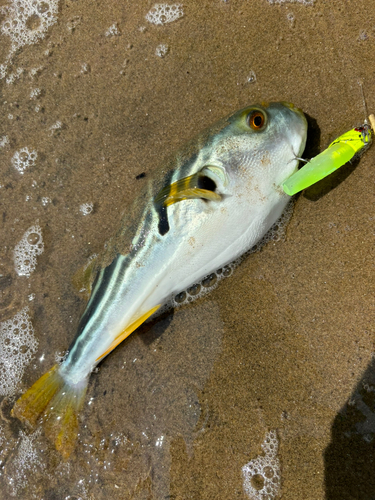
[[11, 365, 88, 459]]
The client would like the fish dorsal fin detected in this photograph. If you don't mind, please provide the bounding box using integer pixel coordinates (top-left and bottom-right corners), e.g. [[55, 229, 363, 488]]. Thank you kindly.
[[71, 254, 99, 301]]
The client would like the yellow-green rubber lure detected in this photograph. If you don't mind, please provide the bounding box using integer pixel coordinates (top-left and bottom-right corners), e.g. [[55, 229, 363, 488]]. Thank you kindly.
[[282, 118, 373, 196]]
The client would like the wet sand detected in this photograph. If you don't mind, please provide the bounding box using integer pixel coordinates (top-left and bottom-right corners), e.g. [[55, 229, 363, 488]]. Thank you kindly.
[[1, 0, 375, 498]]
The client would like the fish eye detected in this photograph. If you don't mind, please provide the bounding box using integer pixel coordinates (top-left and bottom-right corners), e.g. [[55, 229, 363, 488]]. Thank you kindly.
[[247, 110, 266, 131]]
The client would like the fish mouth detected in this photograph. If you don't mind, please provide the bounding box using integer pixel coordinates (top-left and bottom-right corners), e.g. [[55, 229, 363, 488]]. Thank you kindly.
[[281, 102, 308, 157]]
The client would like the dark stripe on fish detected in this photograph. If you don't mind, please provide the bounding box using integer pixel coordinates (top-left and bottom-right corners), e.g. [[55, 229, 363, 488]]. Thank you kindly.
[[67, 255, 126, 360], [66, 153, 203, 363], [154, 169, 175, 236], [66, 207, 158, 364], [157, 206, 170, 236]]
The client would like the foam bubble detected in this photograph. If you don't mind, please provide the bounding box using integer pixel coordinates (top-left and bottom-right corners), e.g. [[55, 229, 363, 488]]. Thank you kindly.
[[80, 62, 90, 74], [1, 0, 59, 54], [29, 65, 43, 78], [105, 23, 120, 36], [55, 350, 68, 364], [0, 307, 39, 396], [41, 196, 51, 206], [11, 147, 37, 174], [80, 202, 94, 216], [0, 64, 6, 79], [242, 430, 281, 500], [5, 429, 45, 496], [0, 135, 9, 148], [145, 4, 183, 25], [49, 120, 62, 134], [154, 263, 234, 316], [13, 223, 44, 277], [30, 87, 41, 99], [6, 67, 24, 85], [155, 43, 169, 57]]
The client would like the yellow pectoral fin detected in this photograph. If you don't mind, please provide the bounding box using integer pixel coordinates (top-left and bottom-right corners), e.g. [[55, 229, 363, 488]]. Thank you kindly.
[[164, 187, 221, 206], [154, 172, 221, 208], [96, 304, 161, 362]]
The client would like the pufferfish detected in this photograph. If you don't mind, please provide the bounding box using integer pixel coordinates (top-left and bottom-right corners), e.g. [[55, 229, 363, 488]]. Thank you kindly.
[[12, 102, 307, 458]]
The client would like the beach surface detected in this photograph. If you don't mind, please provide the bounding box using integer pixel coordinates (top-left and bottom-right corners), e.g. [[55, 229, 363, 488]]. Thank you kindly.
[[0, 0, 375, 498]]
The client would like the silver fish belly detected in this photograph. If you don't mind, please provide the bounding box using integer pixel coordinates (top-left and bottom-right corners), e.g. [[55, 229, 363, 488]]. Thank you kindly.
[[12, 102, 307, 457]]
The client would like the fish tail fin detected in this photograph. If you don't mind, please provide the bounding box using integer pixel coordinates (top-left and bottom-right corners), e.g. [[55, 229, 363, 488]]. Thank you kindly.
[[11, 364, 88, 459]]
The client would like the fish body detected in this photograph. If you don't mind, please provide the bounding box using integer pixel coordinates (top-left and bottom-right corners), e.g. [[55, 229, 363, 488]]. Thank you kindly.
[[12, 102, 307, 457]]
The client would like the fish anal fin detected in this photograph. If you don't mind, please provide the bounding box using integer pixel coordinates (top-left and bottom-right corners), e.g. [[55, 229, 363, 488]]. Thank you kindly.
[[96, 304, 161, 362], [72, 254, 99, 300], [12, 364, 88, 459]]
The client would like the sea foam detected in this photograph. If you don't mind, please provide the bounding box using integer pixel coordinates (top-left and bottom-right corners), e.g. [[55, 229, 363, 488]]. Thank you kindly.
[[0, 307, 38, 396], [14, 223, 44, 277], [242, 430, 281, 500]]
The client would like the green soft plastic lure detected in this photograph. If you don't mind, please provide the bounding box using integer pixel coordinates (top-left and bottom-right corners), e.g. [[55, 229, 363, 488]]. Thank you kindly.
[[282, 115, 374, 196]]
